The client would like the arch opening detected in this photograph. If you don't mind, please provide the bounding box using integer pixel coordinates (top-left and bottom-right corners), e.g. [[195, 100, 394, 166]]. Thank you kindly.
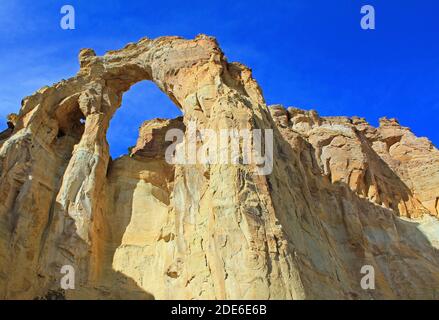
[[107, 81, 182, 159]]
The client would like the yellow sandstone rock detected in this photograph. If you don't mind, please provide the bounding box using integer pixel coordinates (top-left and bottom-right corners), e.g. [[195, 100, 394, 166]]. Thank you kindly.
[[0, 35, 439, 299]]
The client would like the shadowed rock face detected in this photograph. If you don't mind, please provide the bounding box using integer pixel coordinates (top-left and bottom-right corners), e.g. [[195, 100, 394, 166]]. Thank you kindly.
[[1, 35, 439, 299]]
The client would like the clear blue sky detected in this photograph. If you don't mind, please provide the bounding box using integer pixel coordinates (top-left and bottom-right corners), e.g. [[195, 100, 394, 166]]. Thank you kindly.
[[0, 0, 438, 157]]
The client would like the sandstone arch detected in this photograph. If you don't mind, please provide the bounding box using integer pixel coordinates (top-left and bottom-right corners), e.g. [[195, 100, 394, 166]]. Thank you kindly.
[[1, 35, 439, 299], [0, 35, 295, 299]]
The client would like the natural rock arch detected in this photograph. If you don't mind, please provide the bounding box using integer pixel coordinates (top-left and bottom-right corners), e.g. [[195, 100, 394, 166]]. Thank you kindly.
[[0, 35, 280, 299], [1, 35, 439, 300]]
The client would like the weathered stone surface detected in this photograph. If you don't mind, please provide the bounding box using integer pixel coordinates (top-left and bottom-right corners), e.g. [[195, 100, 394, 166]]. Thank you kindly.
[[130, 117, 185, 158], [0, 35, 439, 299], [271, 108, 433, 218]]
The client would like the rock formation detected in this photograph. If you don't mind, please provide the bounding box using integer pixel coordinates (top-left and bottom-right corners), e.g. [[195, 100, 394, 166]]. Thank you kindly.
[[1, 35, 439, 299]]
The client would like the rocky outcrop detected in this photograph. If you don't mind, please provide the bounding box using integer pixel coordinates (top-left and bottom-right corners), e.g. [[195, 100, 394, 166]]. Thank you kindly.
[[0, 114, 17, 147], [1, 35, 439, 300], [270, 106, 435, 218]]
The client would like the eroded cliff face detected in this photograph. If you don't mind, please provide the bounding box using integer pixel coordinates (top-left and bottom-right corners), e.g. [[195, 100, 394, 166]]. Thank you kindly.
[[1, 35, 439, 300]]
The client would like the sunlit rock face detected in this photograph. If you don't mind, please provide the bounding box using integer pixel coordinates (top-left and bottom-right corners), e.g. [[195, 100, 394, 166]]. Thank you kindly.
[[1, 35, 439, 300]]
